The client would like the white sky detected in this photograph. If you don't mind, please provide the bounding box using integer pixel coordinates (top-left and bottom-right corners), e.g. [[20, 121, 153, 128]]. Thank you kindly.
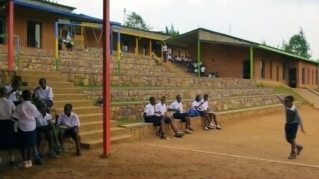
[[59, 0, 319, 59]]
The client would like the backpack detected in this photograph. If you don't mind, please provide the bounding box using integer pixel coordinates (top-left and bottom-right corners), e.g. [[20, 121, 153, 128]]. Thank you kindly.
[[187, 109, 200, 117]]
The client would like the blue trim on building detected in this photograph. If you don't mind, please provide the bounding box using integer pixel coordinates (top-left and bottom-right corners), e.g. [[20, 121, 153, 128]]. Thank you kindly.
[[12, 0, 121, 26]]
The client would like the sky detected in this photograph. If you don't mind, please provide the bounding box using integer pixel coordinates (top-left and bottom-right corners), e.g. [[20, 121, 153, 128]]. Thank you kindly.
[[59, 0, 319, 59]]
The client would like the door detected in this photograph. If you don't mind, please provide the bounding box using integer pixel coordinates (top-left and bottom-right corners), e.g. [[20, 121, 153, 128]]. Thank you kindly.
[[27, 21, 42, 48], [0, 17, 5, 44], [288, 68, 297, 88], [242, 60, 251, 79]]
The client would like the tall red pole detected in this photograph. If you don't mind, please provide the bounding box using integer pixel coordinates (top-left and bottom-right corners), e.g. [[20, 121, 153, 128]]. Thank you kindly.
[[102, 0, 111, 156], [7, 0, 14, 69]]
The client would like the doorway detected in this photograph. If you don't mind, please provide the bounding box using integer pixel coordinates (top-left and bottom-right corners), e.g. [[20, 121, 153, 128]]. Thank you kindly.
[[27, 20, 41, 48], [242, 60, 251, 79], [288, 68, 297, 88], [0, 17, 5, 44]]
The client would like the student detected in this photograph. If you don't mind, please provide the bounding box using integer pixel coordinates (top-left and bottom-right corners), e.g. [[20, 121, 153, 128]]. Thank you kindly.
[[168, 95, 194, 134], [12, 90, 40, 168], [162, 43, 168, 63], [0, 87, 16, 166], [57, 104, 82, 156], [277, 95, 304, 159], [6, 79, 21, 106], [32, 78, 53, 111], [192, 95, 211, 131], [155, 96, 185, 137], [36, 103, 60, 159], [200, 66, 205, 76], [202, 94, 222, 129]]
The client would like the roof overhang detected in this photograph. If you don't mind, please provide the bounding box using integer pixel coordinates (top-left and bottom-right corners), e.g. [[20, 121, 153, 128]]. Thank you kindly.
[[11, 0, 120, 25]]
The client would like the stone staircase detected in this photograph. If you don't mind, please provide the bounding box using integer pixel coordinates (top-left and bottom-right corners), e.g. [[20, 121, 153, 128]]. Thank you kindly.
[[293, 88, 319, 107], [13, 70, 133, 149], [162, 62, 194, 77], [0, 47, 299, 147]]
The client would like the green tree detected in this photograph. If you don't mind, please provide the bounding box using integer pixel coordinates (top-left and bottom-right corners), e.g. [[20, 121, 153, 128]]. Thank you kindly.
[[40, 0, 58, 3], [165, 24, 180, 37], [282, 27, 312, 59], [123, 12, 151, 30]]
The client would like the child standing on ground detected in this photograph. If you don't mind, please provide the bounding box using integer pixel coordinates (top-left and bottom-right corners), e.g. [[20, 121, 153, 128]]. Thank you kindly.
[[0, 87, 16, 166], [277, 95, 304, 159], [12, 90, 40, 168], [57, 104, 82, 156]]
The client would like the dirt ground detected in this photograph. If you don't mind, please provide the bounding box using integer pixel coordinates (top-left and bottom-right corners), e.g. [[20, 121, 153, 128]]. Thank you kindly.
[[2, 105, 319, 179]]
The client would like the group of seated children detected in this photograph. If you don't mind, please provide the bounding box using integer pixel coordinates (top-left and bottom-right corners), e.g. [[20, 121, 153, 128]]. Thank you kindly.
[[193, 62, 205, 76], [172, 56, 193, 66], [208, 72, 219, 78], [143, 94, 222, 139], [0, 77, 81, 168]]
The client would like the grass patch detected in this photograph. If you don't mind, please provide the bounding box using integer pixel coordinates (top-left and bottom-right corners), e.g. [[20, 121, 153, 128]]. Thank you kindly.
[[117, 119, 143, 126], [272, 87, 306, 103]]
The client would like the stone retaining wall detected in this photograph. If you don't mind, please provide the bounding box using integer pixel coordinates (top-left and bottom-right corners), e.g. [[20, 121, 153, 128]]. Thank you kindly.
[[110, 95, 280, 120], [81, 88, 273, 101]]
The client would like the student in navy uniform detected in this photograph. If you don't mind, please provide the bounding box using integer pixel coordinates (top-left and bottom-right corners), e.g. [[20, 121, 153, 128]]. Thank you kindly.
[[192, 95, 211, 131], [57, 104, 82, 156], [36, 103, 60, 159], [32, 78, 54, 112], [168, 95, 194, 134], [0, 87, 16, 166], [202, 94, 222, 129], [12, 90, 40, 168], [277, 95, 304, 159]]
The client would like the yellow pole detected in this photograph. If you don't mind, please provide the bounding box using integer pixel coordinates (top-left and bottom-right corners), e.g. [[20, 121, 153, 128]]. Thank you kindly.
[[81, 26, 84, 47], [135, 37, 138, 55], [149, 39, 152, 56]]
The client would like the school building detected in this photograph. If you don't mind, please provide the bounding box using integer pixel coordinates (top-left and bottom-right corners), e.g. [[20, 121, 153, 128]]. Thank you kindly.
[[165, 28, 319, 89], [0, 0, 318, 88]]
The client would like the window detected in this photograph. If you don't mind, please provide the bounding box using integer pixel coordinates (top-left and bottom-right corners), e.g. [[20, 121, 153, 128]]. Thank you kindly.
[[260, 60, 265, 78], [270, 61, 273, 79], [276, 65, 279, 81], [122, 40, 129, 52], [308, 69, 310, 84], [302, 68, 305, 84], [0, 17, 5, 44], [282, 63, 286, 80], [316, 70, 318, 85], [27, 21, 42, 48]]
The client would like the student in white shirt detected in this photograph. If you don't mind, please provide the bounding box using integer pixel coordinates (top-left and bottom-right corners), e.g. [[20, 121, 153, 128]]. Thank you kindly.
[[36, 103, 60, 159], [6, 79, 21, 106], [191, 95, 211, 131], [32, 78, 54, 112], [57, 104, 81, 156], [168, 95, 193, 134], [200, 66, 205, 76], [203, 94, 222, 129], [0, 87, 16, 166], [155, 96, 184, 138], [12, 90, 40, 168], [162, 43, 168, 62]]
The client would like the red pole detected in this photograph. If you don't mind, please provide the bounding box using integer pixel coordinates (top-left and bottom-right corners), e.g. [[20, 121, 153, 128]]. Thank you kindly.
[[7, 0, 14, 69], [102, 0, 111, 156]]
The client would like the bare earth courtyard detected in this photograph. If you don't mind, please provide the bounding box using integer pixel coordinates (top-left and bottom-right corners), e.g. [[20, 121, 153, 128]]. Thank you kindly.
[[2, 105, 319, 179]]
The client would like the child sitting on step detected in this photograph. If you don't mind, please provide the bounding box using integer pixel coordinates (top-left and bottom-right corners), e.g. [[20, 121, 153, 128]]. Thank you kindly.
[[57, 104, 82, 156], [32, 78, 53, 113]]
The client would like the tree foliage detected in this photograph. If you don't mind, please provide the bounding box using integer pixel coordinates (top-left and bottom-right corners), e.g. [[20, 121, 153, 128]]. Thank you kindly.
[[123, 12, 151, 30], [282, 27, 312, 59], [40, 0, 58, 3], [165, 24, 180, 37]]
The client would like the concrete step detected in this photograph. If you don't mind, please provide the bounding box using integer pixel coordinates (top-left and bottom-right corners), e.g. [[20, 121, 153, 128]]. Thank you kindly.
[[81, 134, 133, 149], [15, 70, 63, 77], [80, 127, 127, 141], [53, 100, 94, 108], [80, 121, 103, 131], [20, 75, 68, 82], [21, 87, 81, 94], [26, 81, 74, 88], [55, 107, 101, 115], [54, 94, 87, 101], [76, 113, 103, 123]]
